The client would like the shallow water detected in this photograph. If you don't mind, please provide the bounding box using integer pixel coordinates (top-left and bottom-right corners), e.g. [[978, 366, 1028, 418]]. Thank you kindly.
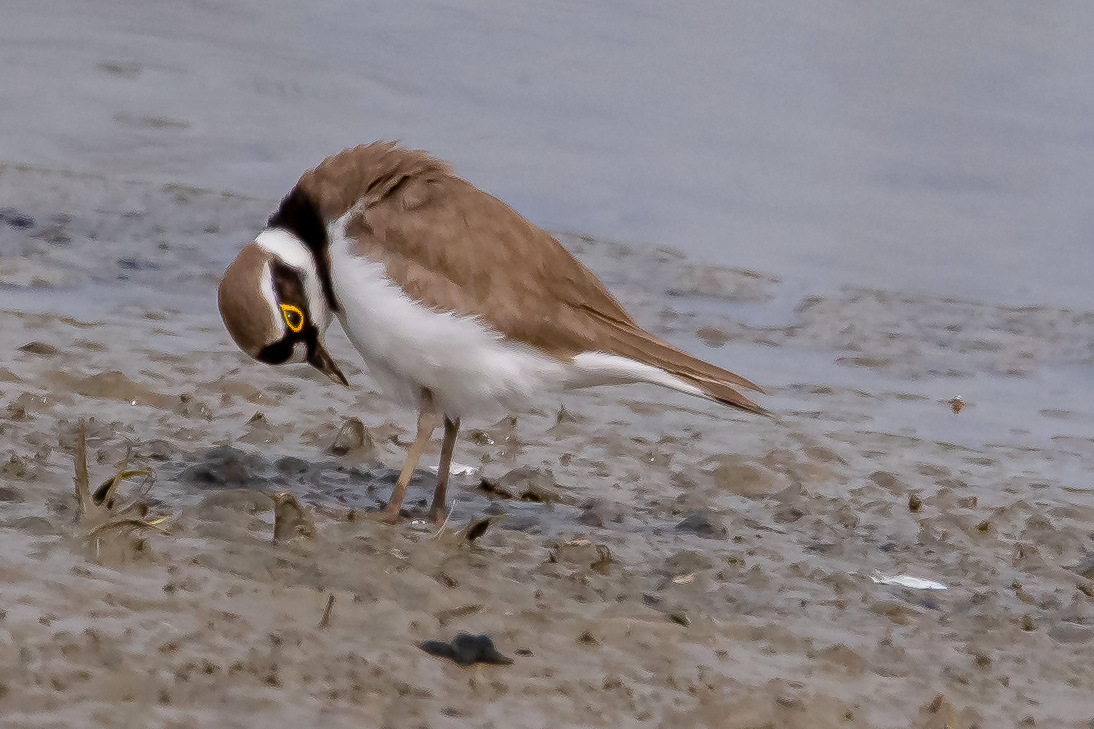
[[4, 1, 1094, 308]]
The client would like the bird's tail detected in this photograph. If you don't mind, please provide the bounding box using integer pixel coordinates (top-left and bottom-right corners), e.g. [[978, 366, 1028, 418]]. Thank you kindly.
[[577, 307, 768, 416]]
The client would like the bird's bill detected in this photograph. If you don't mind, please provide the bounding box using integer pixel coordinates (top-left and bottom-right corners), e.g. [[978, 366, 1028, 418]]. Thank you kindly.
[[307, 340, 348, 386]]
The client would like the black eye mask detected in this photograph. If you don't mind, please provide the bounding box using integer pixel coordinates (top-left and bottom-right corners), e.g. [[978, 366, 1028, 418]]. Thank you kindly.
[[270, 261, 309, 317], [256, 336, 297, 365], [255, 262, 312, 364], [254, 260, 347, 386]]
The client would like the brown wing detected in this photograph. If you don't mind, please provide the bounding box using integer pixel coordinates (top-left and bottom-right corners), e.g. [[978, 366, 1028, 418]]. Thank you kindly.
[[302, 143, 765, 414], [349, 172, 639, 356]]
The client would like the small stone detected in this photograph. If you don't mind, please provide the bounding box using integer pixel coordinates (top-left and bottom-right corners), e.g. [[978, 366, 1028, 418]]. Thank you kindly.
[[1047, 623, 1094, 644], [705, 455, 786, 498], [139, 439, 176, 462], [696, 326, 730, 348], [869, 471, 906, 494], [17, 342, 59, 357], [270, 492, 314, 544], [32, 223, 71, 245], [0, 208, 34, 228], [464, 515, 501, 543], [908, 493, 922, 512], [420, 633, 513, 666], [177, 446, 260, 489], [772, 505, 804, 524], [675, 511, 728, 539], [0, 486, 25, 503], [577, 498, 626, 528], [328, 418, 374, 458], [548, 539, 612, 572], [484, 466, 568, 504], [435, 572, 459, 589], [274, 456, 310, 475], [661, 550, 713, 576], [117, 257, 159, 271]]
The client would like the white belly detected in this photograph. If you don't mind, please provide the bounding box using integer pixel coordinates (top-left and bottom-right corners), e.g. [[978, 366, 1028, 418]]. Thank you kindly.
[[326, 215, 710, 418], [328, 225, 571, 418]]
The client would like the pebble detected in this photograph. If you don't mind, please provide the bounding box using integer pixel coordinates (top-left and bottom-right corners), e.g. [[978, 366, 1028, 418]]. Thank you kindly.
[[577, 498, 627, 528], [328, 418, 374, 458], [419, 633, 513, 666], [0, 207, 34, 228], [17, 342, 59, 357], [675, 511, 728, 539]]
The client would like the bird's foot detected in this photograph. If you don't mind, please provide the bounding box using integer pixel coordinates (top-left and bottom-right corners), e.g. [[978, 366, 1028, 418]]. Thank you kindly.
[[376, 504, 404, 525], [428, 505, 449, 528]]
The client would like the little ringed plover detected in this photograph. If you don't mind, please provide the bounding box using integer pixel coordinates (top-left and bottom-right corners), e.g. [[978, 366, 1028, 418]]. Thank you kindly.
[[218, 142, 766, 524]]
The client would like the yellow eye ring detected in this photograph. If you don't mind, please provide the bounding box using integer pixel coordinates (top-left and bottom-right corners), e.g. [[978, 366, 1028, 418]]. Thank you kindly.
[[280, 304, 305, 333]]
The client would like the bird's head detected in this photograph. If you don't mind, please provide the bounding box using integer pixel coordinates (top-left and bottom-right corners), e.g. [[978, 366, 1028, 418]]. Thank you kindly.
[[217, 229, 347, 386]]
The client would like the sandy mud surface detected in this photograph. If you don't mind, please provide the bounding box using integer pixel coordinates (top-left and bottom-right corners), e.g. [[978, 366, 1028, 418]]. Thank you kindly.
[[2, 164, 1094, 728]]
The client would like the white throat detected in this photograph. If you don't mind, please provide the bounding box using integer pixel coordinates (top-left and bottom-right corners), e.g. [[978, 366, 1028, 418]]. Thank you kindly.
[[254, 227, 333, 331]]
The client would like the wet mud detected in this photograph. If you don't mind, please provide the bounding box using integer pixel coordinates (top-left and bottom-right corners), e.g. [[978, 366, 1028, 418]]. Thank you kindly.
[[1, 164, 1093, 727]]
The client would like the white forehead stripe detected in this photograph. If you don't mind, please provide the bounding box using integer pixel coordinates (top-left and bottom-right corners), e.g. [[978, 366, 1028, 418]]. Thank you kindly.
[[255, 227, 314, 270], [253, 226, 332, 330]]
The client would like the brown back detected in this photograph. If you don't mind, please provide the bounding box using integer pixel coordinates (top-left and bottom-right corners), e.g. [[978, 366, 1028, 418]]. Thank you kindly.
[[297, 143, 766, 414]]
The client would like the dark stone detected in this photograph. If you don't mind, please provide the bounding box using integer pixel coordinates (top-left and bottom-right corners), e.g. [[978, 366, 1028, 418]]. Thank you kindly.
[[17, 342, 59, 357], [772, 506, 804, 524], [419, 633, 513, 666], [275, 456, 311, 476], [0, 486, 25, 503], [117, 257, 160, 271], [31, 223, 71, 245], [482, 466, 568, 504], [177, 446, 261, 489], [0, 208, 34, 228], [577, 498, 626, 528], [464, 516, 494, 543], [675, 511, 728, 539]]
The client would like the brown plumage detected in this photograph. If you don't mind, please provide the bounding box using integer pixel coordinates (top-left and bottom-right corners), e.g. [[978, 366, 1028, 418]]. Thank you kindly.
[[219, 142, 767, 524], [218, 243, 279, 356], [295, 142, 766, 415]]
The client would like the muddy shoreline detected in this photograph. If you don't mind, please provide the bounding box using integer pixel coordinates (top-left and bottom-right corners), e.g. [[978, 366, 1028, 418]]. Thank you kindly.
[[2, 164, 1094, 727]]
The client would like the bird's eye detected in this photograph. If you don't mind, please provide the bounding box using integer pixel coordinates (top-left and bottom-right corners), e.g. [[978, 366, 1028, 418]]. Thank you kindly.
[[280, 304, 305, 333]]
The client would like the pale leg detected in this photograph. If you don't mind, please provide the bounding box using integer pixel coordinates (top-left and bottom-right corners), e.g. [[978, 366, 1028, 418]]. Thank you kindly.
[[380, 389, 438, 523], [429, 416, 460, 523]]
